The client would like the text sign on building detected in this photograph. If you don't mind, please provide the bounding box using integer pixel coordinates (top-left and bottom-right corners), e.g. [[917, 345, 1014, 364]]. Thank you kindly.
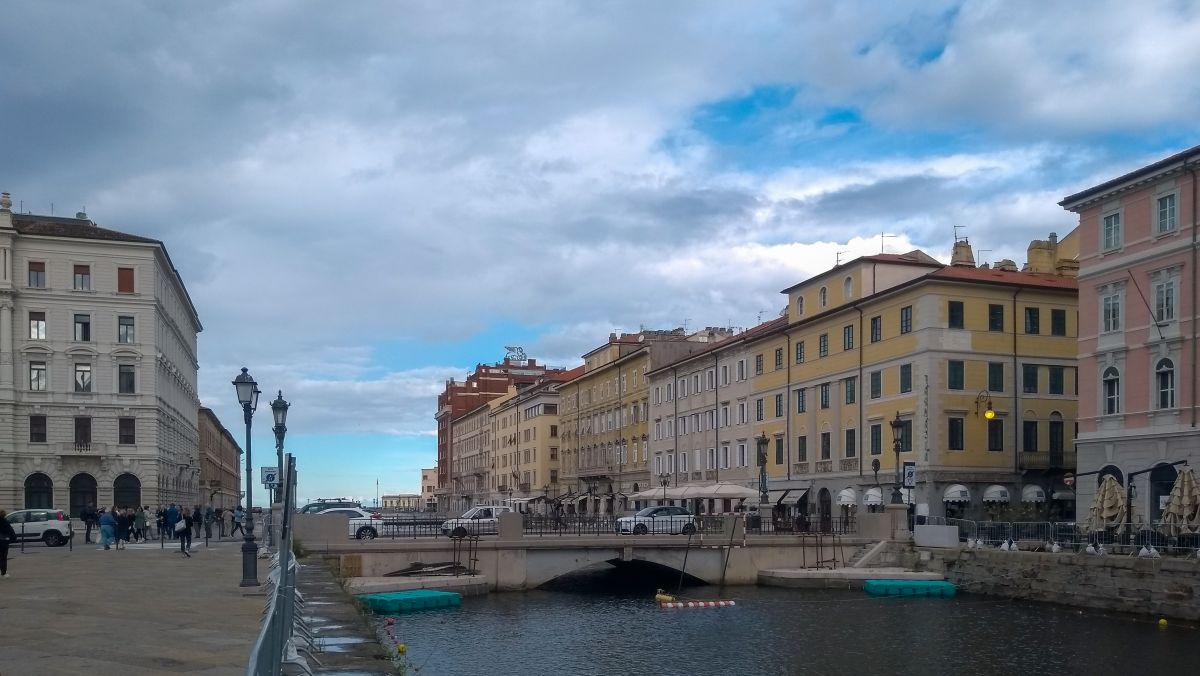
[[261, 467, 279, 487], [902, 461, 917, 489]]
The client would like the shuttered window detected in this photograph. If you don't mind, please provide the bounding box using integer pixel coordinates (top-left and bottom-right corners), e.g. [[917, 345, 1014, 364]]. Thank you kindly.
[[117, 267, 134, 293]]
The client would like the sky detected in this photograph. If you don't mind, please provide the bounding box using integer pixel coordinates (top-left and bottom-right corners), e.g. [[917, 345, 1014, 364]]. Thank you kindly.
[[3, 1, 1200, 505]]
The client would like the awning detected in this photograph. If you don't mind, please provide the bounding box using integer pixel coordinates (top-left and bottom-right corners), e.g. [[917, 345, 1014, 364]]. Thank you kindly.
[[767, 489, 790, 505], [982, 485, 1011, 503], [1021, 485, 1046, 503], [779, 488, 808, 506], [676, 483, 761, 500], [943, 484, 971, 503], [837, 488, 857, 506], [864, 487, 883, 506], [1051, 489, 1075, 501], [864, 487, 913, 505], [509, 497, 535, 504]]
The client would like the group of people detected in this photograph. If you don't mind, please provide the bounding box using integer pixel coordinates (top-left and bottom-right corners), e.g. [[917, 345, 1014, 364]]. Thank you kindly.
[[79, 504, 246, 556]]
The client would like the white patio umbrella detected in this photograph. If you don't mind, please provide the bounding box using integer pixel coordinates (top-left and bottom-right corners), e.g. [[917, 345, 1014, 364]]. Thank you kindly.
[[1087, 475, 1127, 533], [1159, 466, 1200, 536]]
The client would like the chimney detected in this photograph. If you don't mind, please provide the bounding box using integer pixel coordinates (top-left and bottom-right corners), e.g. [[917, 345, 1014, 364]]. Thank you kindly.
[[994, 259, 1018, 272], [0, 192, 12, 230], [950, 238, 976, 267]]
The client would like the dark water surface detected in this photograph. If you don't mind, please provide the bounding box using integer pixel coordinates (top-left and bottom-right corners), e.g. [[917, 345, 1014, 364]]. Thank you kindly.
[[385, 568, 1194, 676]]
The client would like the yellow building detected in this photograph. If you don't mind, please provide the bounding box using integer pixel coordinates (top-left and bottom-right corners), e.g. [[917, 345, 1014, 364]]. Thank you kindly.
[[488, 370, 578, 510], [746, 237, 1079, 523], [449, 402, 491, 513]]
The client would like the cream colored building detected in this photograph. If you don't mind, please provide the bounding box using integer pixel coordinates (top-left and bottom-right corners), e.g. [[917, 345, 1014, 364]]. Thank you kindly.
[[449, 401, 491, 513], [381, 494, 421, 510], [0, 196, 202, 513], [420, 467, 437, 512], [489, 370, 576, 510]]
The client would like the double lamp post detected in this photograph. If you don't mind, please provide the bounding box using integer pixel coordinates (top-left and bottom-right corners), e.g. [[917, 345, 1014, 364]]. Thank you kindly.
[[232, 367, 290, 588]]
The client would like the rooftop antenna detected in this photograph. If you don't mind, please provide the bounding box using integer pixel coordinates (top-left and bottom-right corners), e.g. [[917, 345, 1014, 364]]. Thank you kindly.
[[682, 318, 691, 333], [756, 309, 768, 323], [953, 225, 965, 242], [50, 202, 54, 216], [880, 232, 897, 253], [836, 250, 848, 266]]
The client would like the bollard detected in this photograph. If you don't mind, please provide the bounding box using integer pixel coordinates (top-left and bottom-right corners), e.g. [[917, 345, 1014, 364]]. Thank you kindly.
[[20, 521, 25, 553]]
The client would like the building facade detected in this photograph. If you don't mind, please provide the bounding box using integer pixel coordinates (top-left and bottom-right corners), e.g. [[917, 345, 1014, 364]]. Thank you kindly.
[[420, 467, 437, 511], [381, 494, 421, 510], [448, 401, 491, 513], [1061, 145, 1200, 525], [488, 371, 576, 510], [0, 194, 203, 514], [198, 407, 241, 509]]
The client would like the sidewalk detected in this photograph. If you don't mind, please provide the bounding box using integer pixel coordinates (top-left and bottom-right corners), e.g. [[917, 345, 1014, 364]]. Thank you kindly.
[[0, 535, 264, 676]]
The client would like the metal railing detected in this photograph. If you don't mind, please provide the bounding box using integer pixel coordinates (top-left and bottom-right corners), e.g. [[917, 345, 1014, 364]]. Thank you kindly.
[[247, 454, 305, 676], [943, 518, 1200, 556]]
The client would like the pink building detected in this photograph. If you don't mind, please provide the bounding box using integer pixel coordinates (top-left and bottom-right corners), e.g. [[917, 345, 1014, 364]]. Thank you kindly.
[[1061, 145, 1200, 525]]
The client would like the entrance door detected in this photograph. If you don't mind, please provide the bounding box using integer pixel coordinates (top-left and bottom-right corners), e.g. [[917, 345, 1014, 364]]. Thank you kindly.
[[113, 473, 141, 508], [818, 488, 832, 532], [24, 473, 53, 509], [70, 473, 97, 518], [1149, 463, 1178, 522]]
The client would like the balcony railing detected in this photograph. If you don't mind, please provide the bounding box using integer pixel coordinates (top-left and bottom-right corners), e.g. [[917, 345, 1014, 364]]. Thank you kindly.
[[518, 483, 531, 492], [1019, 450, 1077, 471]]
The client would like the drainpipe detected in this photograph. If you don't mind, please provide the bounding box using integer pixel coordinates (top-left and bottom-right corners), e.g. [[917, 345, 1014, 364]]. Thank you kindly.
[[1189, 163, 1198, 428]]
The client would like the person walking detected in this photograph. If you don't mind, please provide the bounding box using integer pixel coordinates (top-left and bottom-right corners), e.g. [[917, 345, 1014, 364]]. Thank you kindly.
[[80, 504, 97, 544], [156, 507, 166, 540], [218, 507, 228, 538], [177, 509, 193, 557], [192, 505, 202, 538], [166, 504, 179, 540], [98, 508, 116, 550], [203, 506, 214, 540], [133, 507, 146, 543], [0, 510, 16, 578], [230, 506, 245, 537]]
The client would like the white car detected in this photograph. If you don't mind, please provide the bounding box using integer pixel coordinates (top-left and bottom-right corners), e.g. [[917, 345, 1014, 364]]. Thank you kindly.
[[440, 505, 513, 537], [5, 508, 75, 547], [617, 506, 698, 535], [314, 507, 384, 540]]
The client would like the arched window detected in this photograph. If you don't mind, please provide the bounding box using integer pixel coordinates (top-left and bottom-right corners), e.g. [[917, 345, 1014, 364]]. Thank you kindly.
[[69, 473, 97, 519], [843, 276, 853, 300], [114, 473, 141, 508], [1098, 464, 1123, 487], [819, 287, 828, 308], [796, 296, 805, 316], [1102, 367, 1120, 415], [24, 473, 53, 509], [1155, 358, 1175, 409]]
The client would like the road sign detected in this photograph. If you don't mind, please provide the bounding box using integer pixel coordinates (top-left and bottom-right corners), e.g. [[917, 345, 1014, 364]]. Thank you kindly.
[[902, 461, 917, 489], [261, 467, 279, 487], [1063, 472, 1075, 487]]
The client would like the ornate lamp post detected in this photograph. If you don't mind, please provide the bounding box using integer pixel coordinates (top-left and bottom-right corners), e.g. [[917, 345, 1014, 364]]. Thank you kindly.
[[658, 472, 670, 503], [889, 412, 904, 505], [232, 368, 261, 587], [755, 432, 770, 506], [267, 391, 289, 548]]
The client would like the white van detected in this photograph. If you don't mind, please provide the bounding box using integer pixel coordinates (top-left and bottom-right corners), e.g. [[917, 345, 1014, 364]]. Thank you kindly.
[[439, 505, 514, 537]]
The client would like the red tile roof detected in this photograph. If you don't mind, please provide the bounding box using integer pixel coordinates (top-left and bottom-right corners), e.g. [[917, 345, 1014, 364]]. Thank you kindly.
[[550, 365, 585, 382], [930, 266, 1078, 291], [12, 214, 159, 244]]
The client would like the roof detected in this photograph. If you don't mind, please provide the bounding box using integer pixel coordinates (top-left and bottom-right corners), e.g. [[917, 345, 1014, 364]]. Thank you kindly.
[[929, 266, 1078, 291], [12, 214, 160, 244], [1059, 143, 1200, 208], [550, 365, 585, 382], [646, 316, 787, 376], [780, 250, 942, 294]]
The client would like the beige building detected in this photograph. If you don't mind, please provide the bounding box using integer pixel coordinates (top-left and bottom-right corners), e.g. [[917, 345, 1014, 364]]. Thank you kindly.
[[420, 467, 437, 511], [381, 494, 421, 510], [448, 401, 491, 513], [489, 369, 578, 510], [198, 407, 241, 509]]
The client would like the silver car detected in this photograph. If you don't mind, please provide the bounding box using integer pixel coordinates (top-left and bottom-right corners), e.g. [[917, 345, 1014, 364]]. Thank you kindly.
[[617, 506, 698, 535]]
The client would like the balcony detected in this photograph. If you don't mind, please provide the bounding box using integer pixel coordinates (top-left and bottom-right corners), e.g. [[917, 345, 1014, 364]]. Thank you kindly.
[[59, 442, 107, 456], [793, 462, 810, 475], [840, 458, 858, 472], [518, 482, 531, 492], [815, 460, 833, 473], [1020, 450, 1077, 471]]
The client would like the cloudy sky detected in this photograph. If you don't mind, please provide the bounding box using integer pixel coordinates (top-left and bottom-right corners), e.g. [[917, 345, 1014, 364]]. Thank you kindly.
[[3, 1, 1199, 504]]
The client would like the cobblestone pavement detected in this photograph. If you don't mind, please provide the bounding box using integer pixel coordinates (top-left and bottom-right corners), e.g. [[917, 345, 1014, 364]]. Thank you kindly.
[[0, 535, 264, 676]]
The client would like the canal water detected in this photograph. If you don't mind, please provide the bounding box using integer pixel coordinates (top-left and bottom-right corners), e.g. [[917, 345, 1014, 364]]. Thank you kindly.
[[385, 567, 1193, 675]]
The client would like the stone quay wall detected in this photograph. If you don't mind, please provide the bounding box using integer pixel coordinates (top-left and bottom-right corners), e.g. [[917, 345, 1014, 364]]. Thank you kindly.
[[945, 549, 1200, 621]]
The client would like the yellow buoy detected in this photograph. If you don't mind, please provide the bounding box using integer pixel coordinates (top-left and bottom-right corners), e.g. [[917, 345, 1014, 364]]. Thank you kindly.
[[1158, 618, 1168, 628]]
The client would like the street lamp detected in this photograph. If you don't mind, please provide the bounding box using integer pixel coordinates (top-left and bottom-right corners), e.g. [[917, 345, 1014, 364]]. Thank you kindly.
[[889, 412, 904, 505], [270, 391, 290, 504], [232, 367, 261, 587], [755, 432, 770, 506], [658, 472, 670, 503], [974, 391, 995, 419]]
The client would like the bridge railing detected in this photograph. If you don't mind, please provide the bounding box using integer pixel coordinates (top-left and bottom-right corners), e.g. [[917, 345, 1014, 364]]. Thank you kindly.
[[745, 515, 856, 535]]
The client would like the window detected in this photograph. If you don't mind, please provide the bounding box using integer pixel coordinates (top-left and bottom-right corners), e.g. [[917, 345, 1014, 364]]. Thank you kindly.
[[75, 417, 92, 446], [666, 383, 673, 401], [679, 378, 687, 398], [774, 438, 784, 465], [774, 348, 783, 370], [1023, 420, 1038, 452], [707, 447, 716, 470], [795, 341, 805, 363], [693, 373, 700, 392], [720, 365, 729, 385], [819, 287, 827, 307], [797, 436, 807, 462], [118, 365, 136, 394], [119, 418, 136, 445], [29, 362, 46, 391], [738, 444, 747, 467], [948, 301, 964, 329], [899, 364, 912, 393], [755, 354, 764, 375], [29, 415, 47, 443], [870, 424, 882, 455], [1156, 358, 1175, 409], [900, 306, 913, 334], [755, 398, 764, 422], [1024, 307, 1040, 335], [844, 429, 856, 458], [1157, 194, 1177, 234], [1049, 416, 1064, 453], [948, 417, 964, 451], [74, 364, 92, 393], [987, 418, 1004, 451], [796, 296, 805, 316], [818, 334, 828, 358], [117, 315, 135, 344], [870, 371, 881, 399], [870, 315, 881, 343], [738, 402, 746, 424], [1101, 294, 1121, 332], [721, 406, 729, 427], [29, 311, 46, 340], [707, 369, 715, 390], [117, 267, 135, 293], [844, 377, 856, 404], [843, 276, 853, 299], [898, 420, 912, 452], [74, 314, 91, 341], [1023, 364, 1038, 394], [721, 445, 730, 469], [679, 452, 688, 473], [27, 261, 45, 288], [948, 361, 964, 390], [795, 388, 806, 413], [774, 394, 783, 418], [819, 383, 830, 409], [1102, 211, 1121, 250], [988, 362, 1004, 393], [1048, 366, 1064, 395], [843, 325, 854, 350], [737, 360, 746, 381], [73, 264, 91, 290], [1051, 309, 1067, 336], [820, 432, 831, 460], [988, 304, 1004, 331], [1155, 279, 1176, 323]]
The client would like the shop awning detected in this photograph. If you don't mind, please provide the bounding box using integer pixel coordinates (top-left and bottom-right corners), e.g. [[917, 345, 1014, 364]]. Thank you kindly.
[[1021, 485, 1046, 503], [864, 487, 883, 506], [779, 488, 808, 506], [767, 489, 790, 505], [837, 488, 857, 506], [1051, 489, 1075, 501], [864, 486, 913, 505], [982, 484, 1011, 503], [943, 484, 971, 503]]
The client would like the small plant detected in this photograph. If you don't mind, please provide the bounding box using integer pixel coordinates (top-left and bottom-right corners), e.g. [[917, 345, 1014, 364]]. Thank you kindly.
[[378, 617, 418, 674]]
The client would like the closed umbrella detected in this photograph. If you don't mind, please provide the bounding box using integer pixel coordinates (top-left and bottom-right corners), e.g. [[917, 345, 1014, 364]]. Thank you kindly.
[[1087, 475, 1127, 533], [1159, 467, 1200, 536]]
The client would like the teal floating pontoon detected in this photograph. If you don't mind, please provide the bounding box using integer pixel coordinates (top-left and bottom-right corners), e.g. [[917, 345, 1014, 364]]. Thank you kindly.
[[359, 589, 463, 614], [863, 579, 957, 598]]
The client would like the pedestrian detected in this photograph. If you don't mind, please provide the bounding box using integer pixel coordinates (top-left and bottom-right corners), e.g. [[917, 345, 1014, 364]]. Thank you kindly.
[[192, 505, 202, 538], [166, 503, 179, 540], [203, 506, 214, 540], [80, 504, 96, 544], [218, 507, 228, 538], [133, 507, 146, 543], [231, 506, 245, 536], [98, 508, 116, 550], [0, 509, 16, 578], [156, 507, 166, 540], [177, 509, 193, 557]]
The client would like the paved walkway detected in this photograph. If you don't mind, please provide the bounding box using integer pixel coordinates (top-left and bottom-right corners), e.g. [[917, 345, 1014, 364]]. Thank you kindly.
[[0, 535, 264, 676]]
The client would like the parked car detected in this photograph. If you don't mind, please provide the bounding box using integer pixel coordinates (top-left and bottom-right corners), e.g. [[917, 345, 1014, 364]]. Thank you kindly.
[[5, 508, 74, 546], [440, 505, 513, 537], [314, 506, 384, 539], [298, 498, 361, 514], [617, 506, 697, 535]]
